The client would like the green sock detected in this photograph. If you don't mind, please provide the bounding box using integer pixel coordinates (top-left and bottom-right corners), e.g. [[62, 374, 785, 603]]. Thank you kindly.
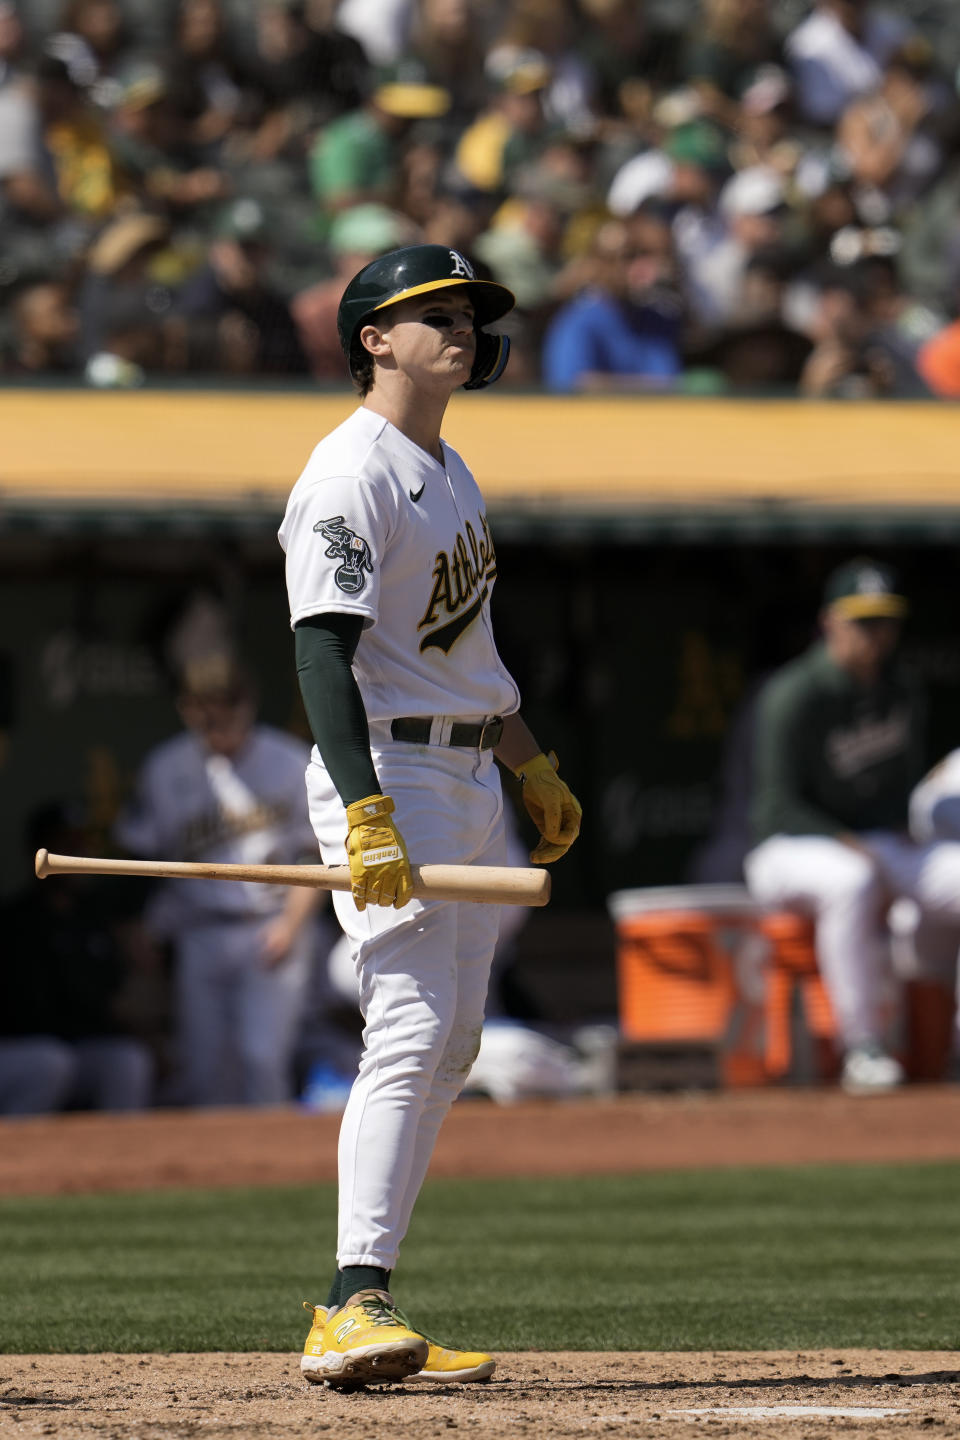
[[337, 1266, 390, 1306], [325, 1269, 342, 1309]]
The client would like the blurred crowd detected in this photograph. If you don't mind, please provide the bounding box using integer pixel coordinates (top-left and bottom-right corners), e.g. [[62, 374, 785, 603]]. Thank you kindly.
[[3, 0, 960, 393]]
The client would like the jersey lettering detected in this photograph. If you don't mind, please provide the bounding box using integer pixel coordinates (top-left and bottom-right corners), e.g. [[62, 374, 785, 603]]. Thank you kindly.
[[314, 515, 373, 594], [448, 249, 475, 279], [417, 515, 497, 653], [179, 800, 291, 859]]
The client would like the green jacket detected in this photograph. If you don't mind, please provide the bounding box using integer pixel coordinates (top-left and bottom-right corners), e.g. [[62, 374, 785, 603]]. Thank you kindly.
[[750, 641, 926, 842]]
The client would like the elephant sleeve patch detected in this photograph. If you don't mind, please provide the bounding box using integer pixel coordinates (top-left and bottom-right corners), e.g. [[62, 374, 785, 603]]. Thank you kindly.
[[314, 515, 374, 595]]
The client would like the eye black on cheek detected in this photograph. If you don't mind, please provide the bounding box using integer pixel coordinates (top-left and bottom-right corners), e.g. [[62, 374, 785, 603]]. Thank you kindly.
[[421, 314, 455, 329]]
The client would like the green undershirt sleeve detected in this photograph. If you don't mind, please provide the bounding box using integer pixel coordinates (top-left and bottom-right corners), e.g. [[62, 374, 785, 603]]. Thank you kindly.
[[294, 612, 381, 807]]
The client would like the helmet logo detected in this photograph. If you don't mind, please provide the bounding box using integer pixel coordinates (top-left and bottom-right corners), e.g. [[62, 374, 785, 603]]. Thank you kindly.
[[448, 250, 475, 279]]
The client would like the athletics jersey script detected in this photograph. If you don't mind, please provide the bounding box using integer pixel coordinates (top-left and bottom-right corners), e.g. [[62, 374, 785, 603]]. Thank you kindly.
[[279, 408, 520, 724], [418, 512, 497, 654]]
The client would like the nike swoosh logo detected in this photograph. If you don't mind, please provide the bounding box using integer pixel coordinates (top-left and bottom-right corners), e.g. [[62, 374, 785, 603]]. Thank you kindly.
[[409, 482, 425, 502]]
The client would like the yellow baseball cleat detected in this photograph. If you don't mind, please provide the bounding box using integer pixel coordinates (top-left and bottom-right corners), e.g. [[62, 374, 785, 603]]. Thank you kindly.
[[301, 1302, 495, 1385], [300, 1292, 428, 1389], [406, 1338, 495, 1383]]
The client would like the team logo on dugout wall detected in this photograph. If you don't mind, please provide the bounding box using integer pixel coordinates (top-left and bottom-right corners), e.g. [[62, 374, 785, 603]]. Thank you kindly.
[[315, 516, 374, 594]]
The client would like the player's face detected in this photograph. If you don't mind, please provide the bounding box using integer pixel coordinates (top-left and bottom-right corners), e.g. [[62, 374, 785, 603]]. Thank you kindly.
[[179, 692, 256, 756], [370, 289, 476, 390], [822, 608, 902, 679]]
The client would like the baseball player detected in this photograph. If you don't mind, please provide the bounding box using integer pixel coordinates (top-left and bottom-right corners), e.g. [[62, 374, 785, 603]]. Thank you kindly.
[[744, 558, 960, 1094], [115, 656, 320, 1106], [279, 244, 581, 1388]]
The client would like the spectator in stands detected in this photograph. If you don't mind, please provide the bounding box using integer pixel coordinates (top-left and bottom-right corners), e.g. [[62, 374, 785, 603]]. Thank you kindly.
[[784, 0, 910, 129], [168, 0, 246, 153], [47, 0, 133, 109], [0, 1, 26, 83], [0, 71, 64, 233], [0, 803, 155, 1116], [309, 60, 450, 221], [232, 0, 369, 162], [9, 280, 80, 372], [108, 63, 230, 216], [680, 0, 782, 128], [897, 97, 960, 314], [454, 45, 554, 196], [835, 40, 945, 226], [29, 52, 130, 223], [77, 209, 173, 381], [729, 64, 800, 177], [399, 0, 489, 130], [493, 0, 595, 136], [291, 201, 416, 377], [684, 163, 790, 328], [474, 165, 590, 320], [743, 557, 960, 1094], [335, 0, 413, 68], [5, 0, 960, 390], [692, 249, 813, 390], [542, 208, 684, 391], [798, 241, 941, 398], [175, 196, 309, 374], [576, 0, 681, 126]]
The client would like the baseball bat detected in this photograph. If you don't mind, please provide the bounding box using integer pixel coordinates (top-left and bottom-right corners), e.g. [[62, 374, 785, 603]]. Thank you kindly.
[[34, 849, 550, 907]]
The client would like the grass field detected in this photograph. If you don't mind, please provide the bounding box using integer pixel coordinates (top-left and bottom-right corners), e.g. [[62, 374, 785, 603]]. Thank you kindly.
[[4, 1161, 960, 1355]]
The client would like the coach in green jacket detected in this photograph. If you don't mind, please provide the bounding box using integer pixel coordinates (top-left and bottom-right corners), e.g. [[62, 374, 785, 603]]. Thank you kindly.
[[745, 558, 960, 1094]]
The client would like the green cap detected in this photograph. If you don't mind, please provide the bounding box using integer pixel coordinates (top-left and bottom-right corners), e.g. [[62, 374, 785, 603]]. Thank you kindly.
[[328, 204, 413, 257], [664, 120, 729, 172], [822, 558, 908, 619], [337, 243, 514, 373], [215, 197, 268, 243]]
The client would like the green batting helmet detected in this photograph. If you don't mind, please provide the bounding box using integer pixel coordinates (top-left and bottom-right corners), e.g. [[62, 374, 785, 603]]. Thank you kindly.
[[336, 244, 515, 390]]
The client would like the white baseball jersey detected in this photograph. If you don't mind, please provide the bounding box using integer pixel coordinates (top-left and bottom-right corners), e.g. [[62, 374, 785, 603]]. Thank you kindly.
[[910, 749, 960, 844], [115, 725, 315, 925], [278, 407, 520, 723]]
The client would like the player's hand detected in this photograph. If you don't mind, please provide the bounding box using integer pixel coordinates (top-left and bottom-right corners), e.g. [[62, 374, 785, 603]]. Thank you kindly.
[[259, 914, 296, 968], [514, 752, 582, 864], [344, 793, 414, 911]]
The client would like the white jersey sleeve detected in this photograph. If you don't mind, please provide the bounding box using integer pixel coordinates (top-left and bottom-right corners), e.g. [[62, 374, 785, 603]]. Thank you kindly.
[[281, 470, 392, 630]]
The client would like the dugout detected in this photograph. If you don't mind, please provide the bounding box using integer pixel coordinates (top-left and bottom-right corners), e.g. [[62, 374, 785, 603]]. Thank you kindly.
[[2, 388, 959, 1024]]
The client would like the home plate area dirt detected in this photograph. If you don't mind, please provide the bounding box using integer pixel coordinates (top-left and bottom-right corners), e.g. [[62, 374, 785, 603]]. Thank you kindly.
[[1, 1350, 959, 1440]]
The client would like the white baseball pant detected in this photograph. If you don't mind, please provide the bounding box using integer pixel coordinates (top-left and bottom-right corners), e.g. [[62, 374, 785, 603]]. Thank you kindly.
[[745, 831, 960, 1049], [307, 734, 505, 1271], [175, 917, 314, 1105]]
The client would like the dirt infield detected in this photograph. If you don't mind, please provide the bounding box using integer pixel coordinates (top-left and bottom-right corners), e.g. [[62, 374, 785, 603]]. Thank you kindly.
[[4, 1087, 960, 1196], [2, 1349, 959, 1439], [3, 1088, 960, 1439]]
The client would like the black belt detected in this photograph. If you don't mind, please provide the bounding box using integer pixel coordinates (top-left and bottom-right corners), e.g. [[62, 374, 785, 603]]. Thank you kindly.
[[390, 716, 503, 750]]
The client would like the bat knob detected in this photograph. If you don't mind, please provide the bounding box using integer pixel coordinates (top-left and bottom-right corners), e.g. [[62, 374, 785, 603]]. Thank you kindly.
[[35, 848, 49, 878]]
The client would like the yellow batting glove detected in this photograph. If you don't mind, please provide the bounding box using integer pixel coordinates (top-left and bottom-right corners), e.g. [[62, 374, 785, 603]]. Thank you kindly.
[[344, 793, 414, 911], [514, 751, 582, 864]]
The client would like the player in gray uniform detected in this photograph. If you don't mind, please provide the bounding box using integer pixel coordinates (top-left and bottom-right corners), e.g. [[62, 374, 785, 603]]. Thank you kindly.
[[745, 559, 960, 1093], [116, 656, 320, 1106], [281, 245, 582, 1387]]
